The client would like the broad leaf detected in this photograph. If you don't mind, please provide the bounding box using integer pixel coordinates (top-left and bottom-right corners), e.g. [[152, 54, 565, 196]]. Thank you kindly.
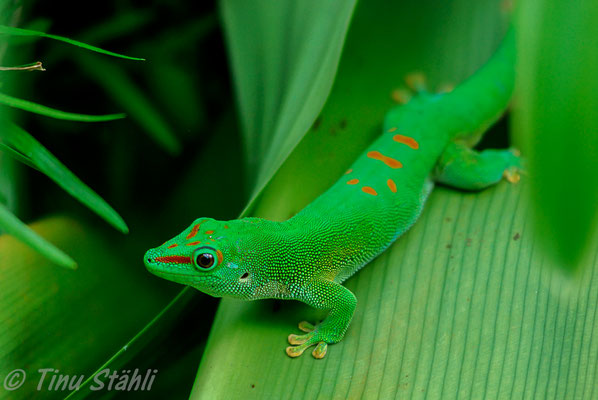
[[513, 0, 598, 271], [0, 217, 170, 398], [221, 0, 357, 212]]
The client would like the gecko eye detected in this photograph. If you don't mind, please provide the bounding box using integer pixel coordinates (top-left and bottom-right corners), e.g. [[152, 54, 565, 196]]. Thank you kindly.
[[192, 246, 219, 271]]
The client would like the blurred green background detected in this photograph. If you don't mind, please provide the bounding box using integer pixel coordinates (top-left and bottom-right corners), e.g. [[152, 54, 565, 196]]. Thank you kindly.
[[1, 0, 597, 399]]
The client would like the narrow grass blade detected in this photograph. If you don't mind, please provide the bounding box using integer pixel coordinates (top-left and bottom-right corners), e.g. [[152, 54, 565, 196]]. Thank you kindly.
[[75, 54, 181, 154], [0, 92, 125, 121], [0, 121, 129, 233], [0, 142, 38, 170], [0, 24, 144, 60], [0, 203, 76, 268]]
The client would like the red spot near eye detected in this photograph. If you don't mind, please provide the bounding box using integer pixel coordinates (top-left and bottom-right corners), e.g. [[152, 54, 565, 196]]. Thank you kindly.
[[155, 256, 191, 264], [393, 134, 419, 149], [347, 179, 359, 185], [186, 221, 204, 239], [362, 186, 378, 196], [367, 151, 403, 169], [216, 250, 223, 265], [186, 241, 201, 246], [387, 179, 397, 193], [205, 230, 215, 235], [167, 243, 178, 249]]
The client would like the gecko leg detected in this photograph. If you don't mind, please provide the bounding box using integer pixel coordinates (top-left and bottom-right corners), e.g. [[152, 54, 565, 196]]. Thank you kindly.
[[286, 280, 356, 359], [434, 142, 523, 190]]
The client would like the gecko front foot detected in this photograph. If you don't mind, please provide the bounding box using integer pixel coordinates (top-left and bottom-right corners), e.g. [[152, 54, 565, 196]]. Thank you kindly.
[[286, 320, 331, 359]]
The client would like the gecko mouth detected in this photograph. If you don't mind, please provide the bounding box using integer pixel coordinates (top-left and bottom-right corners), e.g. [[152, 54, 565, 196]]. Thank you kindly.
[[144, 250, 197, 284]]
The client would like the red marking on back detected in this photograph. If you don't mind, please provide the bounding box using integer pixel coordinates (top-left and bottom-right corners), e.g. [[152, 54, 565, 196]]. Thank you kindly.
[[347, 179, 359, 185], [362, 186, 378, 196], [216, 250, 223, 265], [388, 127, 397, 132], [186, 241, 201, 246], [367, 151, 402, 169], [393, 134, 419, 149], [167, 243, 178, 249], [186, 222, 204, 239], [387, 179, 397, 193], [224, 225, 229, 229], [155, 256, 191, 264], [205, 230, 215, 235], [345, 169, 353, 175]]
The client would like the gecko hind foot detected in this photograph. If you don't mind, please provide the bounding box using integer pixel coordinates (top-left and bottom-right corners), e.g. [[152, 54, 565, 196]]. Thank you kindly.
[[405, 71, 427, 93], [286, 320, 333, 359], [391, 72, 428, 104]]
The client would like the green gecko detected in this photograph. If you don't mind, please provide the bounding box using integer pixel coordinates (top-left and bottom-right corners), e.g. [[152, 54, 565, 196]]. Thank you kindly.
[[144, 28, 521, 359]]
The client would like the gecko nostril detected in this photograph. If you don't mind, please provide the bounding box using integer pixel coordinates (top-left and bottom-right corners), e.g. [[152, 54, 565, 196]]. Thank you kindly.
[[240, 272, 249, 280], [147, 258, 153, 263]]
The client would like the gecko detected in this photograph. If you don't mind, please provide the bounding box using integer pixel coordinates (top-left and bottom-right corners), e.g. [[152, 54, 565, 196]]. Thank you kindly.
[[144, 28, 521, 359]]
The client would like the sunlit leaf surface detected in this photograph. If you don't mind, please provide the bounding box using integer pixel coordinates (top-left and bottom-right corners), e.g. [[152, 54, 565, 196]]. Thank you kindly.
[[192, 182, 598, 399]]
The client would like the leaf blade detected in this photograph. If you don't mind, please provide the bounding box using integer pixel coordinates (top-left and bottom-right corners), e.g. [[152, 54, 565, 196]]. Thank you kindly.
[[0, 24, 144, 61], [0, 91, 125, 122], [75, 54, 181, 154], [513, 0, 598, 271], [0, 121, 129, 233], [221, 0, 357, 210], [0, 203, 76, 269]]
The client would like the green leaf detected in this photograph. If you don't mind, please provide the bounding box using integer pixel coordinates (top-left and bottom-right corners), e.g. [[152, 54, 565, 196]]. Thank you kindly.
[[0, 217, 171, 398], [75, 54, 181, 154], [0, 24, 144, 60], [0, 142, 37, 170], [0, 203, 76, 268], [0, 91, 125, 121], [192, 182, 598, 399], [0, 121, 129, 233], [190, 0, 563, 398], [63, 287, 195, 400], [221, 0, 357, 211], [513, 0, 598, 271]]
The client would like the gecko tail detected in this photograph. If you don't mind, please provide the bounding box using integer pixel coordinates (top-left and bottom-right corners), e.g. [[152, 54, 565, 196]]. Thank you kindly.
[[444, 26, 516, 144]]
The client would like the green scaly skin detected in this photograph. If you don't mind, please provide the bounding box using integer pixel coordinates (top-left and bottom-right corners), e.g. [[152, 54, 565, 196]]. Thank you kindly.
[[144, 29, 521, 359]]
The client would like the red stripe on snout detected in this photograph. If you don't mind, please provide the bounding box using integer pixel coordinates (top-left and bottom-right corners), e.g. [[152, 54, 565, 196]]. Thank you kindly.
[[155, 256, 191, 264]]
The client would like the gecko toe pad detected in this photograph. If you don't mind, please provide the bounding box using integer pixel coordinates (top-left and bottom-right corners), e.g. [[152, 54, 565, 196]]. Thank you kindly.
[[286, 321, 334, 359], [503, 167, 521, 183], [298, 320, 315, 332], [312, 342, 328, 359]]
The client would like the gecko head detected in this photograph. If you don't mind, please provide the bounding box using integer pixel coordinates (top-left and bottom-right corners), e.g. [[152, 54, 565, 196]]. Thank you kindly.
[[144, 217, 261, 299]]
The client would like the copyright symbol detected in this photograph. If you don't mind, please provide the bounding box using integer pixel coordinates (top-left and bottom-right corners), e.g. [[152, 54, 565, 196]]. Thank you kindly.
[[4, 369, 26, 391]]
